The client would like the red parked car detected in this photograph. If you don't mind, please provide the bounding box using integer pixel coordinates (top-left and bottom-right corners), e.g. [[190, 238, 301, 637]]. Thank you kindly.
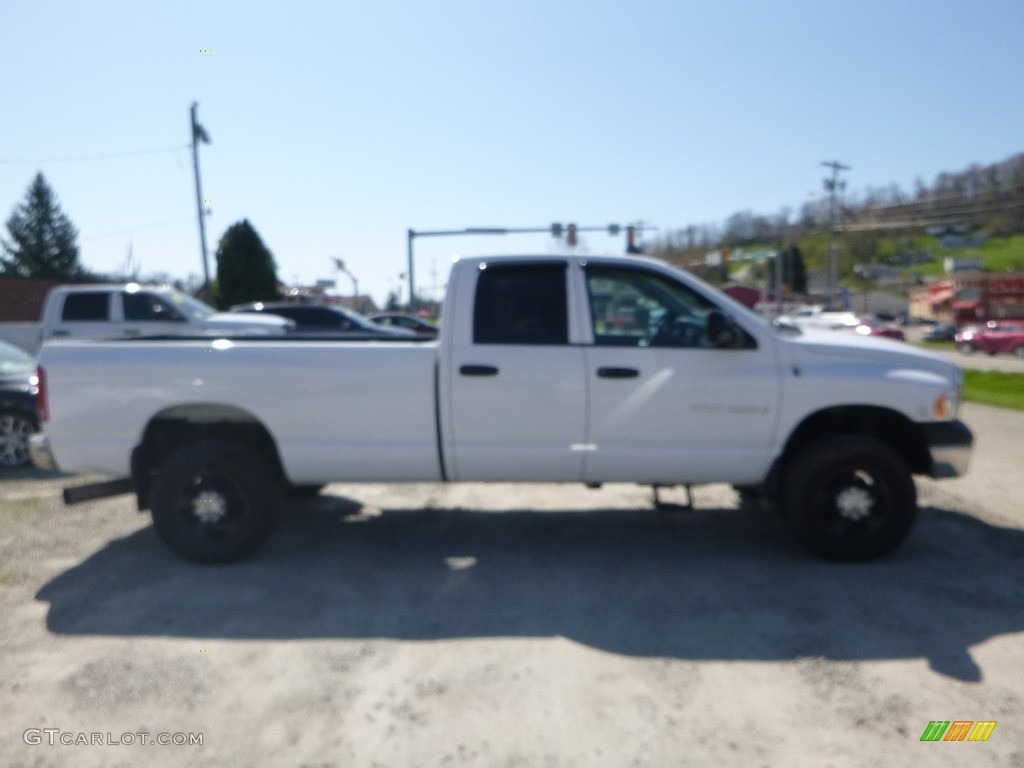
[[847, 319, 905, 341], [969, 321, 1024, 359]]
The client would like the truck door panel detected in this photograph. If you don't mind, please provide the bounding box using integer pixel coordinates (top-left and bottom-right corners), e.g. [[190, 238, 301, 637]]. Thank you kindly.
[[581, 265, 779, 485], [444, 262, 587, 482]]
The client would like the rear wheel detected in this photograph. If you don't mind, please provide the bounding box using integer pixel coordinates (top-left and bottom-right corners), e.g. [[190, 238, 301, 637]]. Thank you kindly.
[[783, 434, 917, 561], [150, 439, 282, 563]]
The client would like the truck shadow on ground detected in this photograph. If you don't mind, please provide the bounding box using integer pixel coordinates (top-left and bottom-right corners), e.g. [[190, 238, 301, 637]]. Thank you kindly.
[[36, 495, 1024, 683]]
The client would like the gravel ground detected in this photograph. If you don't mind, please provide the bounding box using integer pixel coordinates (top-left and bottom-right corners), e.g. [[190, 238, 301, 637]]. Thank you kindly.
[[1, 402, 1022, 767]]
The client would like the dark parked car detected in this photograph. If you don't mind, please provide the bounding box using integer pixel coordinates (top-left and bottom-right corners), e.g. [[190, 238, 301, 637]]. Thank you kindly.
[[0, 340, 39, 468], [368, 312, 439, 337], [230, 302, 416, 338], [923, 323, 958, 342]]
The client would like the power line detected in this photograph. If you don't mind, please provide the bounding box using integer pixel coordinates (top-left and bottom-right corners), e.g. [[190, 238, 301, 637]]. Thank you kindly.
[[81, 215, 195, 242], [0, 145, 189, 165]]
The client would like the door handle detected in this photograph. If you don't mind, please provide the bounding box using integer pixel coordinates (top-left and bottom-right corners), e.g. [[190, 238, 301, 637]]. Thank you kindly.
[[460, 364, 499, 377], [51, 330, 70, 337], [597, 367, 639, 379]]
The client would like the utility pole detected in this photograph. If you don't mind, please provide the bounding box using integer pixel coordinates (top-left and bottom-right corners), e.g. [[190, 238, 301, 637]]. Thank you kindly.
[[406, 228, 416, 312], [822, 160, 850, 307], [191, 103, 212, 302], [332, 257, 359, 312]]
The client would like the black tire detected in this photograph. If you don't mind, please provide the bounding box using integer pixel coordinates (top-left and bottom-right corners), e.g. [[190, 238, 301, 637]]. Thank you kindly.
[[1015, 346, 1024, 361], [150, 439, 282, 563], [783, 434, 917, 561], [958, 342, 973, 355], [734, 485, 777, 515]]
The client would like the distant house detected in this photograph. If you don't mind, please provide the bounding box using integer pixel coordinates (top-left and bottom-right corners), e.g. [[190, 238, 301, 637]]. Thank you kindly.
[[927, 224, 987, 250], [943, 256, 983, 274]]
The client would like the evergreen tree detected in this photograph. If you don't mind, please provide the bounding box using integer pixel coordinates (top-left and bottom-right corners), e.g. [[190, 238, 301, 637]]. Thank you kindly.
[[1, 173, 82, 278], [214, 219, 281, 308]]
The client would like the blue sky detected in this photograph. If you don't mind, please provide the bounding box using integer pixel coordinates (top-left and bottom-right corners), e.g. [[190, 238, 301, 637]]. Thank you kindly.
[[2, 0, 1022, 307]]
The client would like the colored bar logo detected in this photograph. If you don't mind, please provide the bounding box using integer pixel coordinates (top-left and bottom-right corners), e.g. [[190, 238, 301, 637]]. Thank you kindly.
[[920, 720, 996, 742]]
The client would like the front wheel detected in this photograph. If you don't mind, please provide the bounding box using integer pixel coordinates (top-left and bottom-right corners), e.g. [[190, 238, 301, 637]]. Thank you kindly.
[[150, 439, 282, 563], [288, 483, 325, 499], [1015, 346, 1024, 360], [783, 435, 917, 561]]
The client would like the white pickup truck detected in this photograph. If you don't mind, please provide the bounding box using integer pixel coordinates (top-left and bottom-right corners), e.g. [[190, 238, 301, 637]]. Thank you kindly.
[[30, 254, 972, 564], [775, 305, 862, 330], [39, 283, 292, 341]]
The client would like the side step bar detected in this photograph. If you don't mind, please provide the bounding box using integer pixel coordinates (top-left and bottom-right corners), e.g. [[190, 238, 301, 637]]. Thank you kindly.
[[63, 478, 134, 505]]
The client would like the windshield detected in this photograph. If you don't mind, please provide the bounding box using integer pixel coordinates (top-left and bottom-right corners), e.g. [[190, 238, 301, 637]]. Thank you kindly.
[[343, 308, 386, 332], [163, 291, 216, 320], [0, 341, 34, 374]]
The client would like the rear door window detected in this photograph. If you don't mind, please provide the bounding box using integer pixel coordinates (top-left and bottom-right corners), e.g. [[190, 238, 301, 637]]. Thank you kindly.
[[473, 263, 568, 345]]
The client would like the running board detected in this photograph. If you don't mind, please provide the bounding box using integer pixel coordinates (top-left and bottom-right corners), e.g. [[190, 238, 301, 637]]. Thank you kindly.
[[63, 478, 134, 505]]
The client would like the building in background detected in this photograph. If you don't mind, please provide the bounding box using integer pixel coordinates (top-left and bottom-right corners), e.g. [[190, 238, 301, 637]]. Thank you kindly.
[[910, 272, 1024, 324]]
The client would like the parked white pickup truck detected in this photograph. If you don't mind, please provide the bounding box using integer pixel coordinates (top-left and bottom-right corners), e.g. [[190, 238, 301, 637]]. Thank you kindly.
[[775, 305, 862, 330], [40, 283, 292, 340], [30, 254, 972, 563]]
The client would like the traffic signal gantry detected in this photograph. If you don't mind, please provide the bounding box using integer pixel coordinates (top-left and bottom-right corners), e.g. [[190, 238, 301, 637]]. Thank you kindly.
[[405, 222, 653, 309]]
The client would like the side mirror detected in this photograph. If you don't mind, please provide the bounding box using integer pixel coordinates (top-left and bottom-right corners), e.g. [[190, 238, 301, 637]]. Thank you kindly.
[[706, 311, 738, 348]]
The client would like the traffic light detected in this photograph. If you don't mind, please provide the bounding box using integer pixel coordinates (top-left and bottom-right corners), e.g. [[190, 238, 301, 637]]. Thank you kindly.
[[626, 226, 642, 254], [550, 222, 563, 238], [567, 223, 577, 247]]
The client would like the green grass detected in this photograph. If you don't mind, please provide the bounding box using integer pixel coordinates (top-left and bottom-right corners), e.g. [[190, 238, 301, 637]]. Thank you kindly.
[[907, 234, 1024, 277], [918, 339, 956, 351], [962, 370, 1024, 410]]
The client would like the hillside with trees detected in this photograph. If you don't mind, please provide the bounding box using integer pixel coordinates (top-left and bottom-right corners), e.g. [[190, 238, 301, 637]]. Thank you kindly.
[[650, 152, 1024, 290]]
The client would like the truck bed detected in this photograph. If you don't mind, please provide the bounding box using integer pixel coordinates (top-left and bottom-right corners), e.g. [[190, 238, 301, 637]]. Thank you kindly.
[[42, 339, 442, 482]]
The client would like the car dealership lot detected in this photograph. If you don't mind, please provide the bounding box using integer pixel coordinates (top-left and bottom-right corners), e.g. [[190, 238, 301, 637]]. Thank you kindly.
[[2, 403, 1023, 767]]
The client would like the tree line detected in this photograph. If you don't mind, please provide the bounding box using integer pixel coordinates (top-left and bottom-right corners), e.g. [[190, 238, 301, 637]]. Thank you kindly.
[[650, 152, 1024, 287], [5, 152, 1023, 303], [0, 173, 280, 309]]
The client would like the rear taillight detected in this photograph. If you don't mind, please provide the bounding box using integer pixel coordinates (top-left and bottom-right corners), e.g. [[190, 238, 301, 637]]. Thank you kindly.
[[34, 365, 48, 422]]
